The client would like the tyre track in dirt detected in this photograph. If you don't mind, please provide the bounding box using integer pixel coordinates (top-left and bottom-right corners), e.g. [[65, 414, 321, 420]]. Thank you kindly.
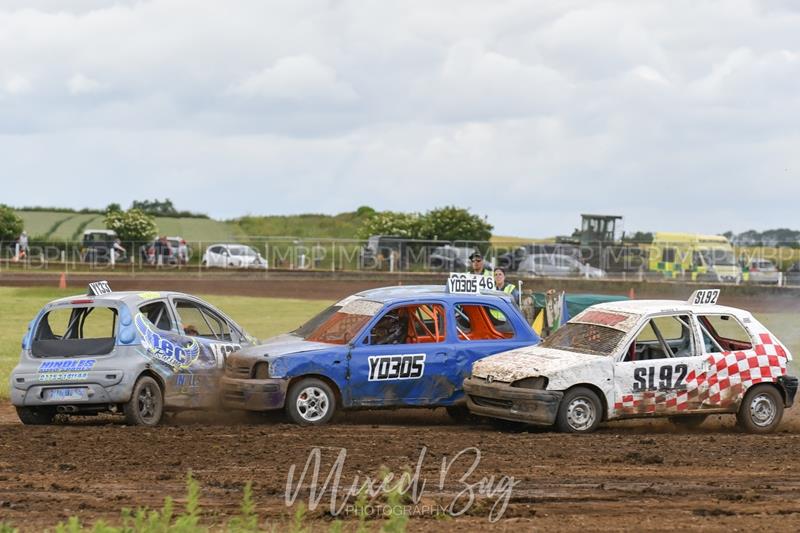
[[1, 404, 800, 531]]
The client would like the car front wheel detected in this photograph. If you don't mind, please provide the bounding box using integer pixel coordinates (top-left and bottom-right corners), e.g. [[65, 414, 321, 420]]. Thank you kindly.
[[286, 378, 336, 426], [736, 385, 783, 433], [124, 376, 164, 426], [556, 387, 602, 433]]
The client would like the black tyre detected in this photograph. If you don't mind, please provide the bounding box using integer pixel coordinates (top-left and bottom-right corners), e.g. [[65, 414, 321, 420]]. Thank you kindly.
[[556, 387, 603, 433], [736, 385, 783, 434], [445, 405, 481, 424], [124, 376, 164, 426], [668, 414, 707, 429], [16, 406, 56, 425], [487, 417, 527, 432], [286, 378, 336, 426]]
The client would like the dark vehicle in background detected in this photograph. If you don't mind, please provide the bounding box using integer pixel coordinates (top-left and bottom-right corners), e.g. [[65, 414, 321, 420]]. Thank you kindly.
[[497, 244, 581, 271], [358, 235, 445, 271], [81, 229, 126, 264], [517, 253, 606, 279], [786, 262, 800, 286], [429, 246, 475, 272], [140, 236, 190, 266]]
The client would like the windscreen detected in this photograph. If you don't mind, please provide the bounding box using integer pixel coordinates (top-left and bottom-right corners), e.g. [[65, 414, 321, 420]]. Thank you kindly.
[[301, 299, 383, 345], [541, 322, 626, 356]]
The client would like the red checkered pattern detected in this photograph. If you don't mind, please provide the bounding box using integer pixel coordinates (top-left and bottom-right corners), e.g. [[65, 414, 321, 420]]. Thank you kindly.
[[613, 333, 788, 416]]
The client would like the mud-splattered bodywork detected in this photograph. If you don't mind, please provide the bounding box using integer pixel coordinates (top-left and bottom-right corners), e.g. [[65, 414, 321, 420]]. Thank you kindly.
[[10, 290, 254, 414], [466, 300, 798, 425], [221, 286, 540, 413]]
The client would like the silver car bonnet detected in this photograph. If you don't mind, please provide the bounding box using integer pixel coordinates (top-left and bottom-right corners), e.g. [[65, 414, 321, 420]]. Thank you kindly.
[[471, 345, 601, 383]]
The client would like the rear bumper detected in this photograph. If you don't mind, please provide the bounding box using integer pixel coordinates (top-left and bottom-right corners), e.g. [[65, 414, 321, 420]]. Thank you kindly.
[[11, 382, 125, 407], [463, 377, 563, 426], [220, 376, 288, 411], [779, 375, 799, 407]]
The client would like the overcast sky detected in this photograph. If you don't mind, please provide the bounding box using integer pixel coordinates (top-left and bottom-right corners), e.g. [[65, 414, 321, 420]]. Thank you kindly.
[[1, 0, 798, 237]]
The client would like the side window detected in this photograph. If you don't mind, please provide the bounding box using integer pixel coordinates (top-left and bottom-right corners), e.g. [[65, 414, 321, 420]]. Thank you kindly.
[[454, 304, 515, 341], [139, 301, 174, 331], [663, 248, 676, 263], [175, 300, 232, 341], [625, 315, 693, 362], [697, 315, 752, 353], [368, 304, 445, 345]]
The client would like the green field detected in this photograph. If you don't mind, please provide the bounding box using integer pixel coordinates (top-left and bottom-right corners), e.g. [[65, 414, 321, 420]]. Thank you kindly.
[[0, 287, 331, 398], [235, 211, 369, 238], [14, 211, 242, 242]]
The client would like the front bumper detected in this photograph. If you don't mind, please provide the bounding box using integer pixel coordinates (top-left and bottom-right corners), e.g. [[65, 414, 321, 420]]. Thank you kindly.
[[220, 376, 288, 411], [463, 377, 563, 426], [779, 375, 799, 407]]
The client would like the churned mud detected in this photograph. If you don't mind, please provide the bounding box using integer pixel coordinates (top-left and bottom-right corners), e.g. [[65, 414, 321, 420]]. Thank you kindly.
[[1, 402, 799, 531]]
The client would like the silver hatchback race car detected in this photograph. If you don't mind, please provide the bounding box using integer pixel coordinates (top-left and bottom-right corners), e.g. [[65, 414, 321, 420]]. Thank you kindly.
[[10, 281, 254, 426]]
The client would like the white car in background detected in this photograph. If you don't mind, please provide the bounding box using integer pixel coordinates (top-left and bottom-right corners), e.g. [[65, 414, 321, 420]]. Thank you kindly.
[[202, 244, 266, 269]]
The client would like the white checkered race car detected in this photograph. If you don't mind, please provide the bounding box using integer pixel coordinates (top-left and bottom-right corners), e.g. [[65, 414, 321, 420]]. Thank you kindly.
[[464, 290, 798, 433]]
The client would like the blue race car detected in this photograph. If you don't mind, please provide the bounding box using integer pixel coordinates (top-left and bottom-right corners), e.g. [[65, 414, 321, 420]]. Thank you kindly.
[[221, 285, 539, 425]]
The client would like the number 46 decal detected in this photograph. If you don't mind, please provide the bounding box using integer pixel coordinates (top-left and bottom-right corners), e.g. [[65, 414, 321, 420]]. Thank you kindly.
[[633, 364, 688, 392]]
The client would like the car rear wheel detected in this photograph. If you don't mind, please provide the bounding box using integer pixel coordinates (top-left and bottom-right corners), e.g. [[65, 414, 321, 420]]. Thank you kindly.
[[124, 376, 164, 426], [16, 406, 56, 425], [556, 387, 602, 433], [668, 414, 707, 429], [736, 385, 783, 434], [286, 378, 336, 426]]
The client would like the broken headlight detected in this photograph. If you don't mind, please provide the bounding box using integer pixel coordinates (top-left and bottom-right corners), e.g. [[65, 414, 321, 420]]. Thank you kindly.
[[252, 362, 270, 379], [511, 376, 548, 390]]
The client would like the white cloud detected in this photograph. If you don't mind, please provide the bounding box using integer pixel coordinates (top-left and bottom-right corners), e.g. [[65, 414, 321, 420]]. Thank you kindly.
[[67, 73, 102, 94], [3, 74, 31, 94], [1, 0, 799, 236], [229, 55, 357, 105]]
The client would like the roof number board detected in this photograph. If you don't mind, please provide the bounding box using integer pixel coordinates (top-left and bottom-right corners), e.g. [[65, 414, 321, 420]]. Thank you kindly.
[[88, 280, 112, 296], [447, 273, 495, 294], [689, 289, 719, 305]]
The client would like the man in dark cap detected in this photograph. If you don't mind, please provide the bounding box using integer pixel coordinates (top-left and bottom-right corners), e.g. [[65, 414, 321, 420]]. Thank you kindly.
[[468, 251, 493, 277]]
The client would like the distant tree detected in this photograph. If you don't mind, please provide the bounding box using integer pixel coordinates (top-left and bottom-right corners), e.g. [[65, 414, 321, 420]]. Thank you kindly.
[[419, 206, 492, 242], [132, 198, 178, 217], [105, 208, 158, 243], [357, 206, 493, 242], [357, 211, 424, 240], [355, 205, 376, 218], [105, 202, 122, 214], [721, 231, 734, 240], [623, 231, 654, 243], [0, 205, 24, 242]]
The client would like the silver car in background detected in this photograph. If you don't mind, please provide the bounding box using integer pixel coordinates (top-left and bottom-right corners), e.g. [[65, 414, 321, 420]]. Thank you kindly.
[[745, 259, 781, 284], [517, 253, 606, 279]]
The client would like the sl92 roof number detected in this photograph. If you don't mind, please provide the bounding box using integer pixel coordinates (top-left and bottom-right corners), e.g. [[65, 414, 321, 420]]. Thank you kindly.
[[448, 273, 495, 294], [690, 289, 720, 305]]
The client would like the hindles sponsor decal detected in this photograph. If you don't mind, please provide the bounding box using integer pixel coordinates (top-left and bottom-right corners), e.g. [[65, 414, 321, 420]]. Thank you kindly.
[[368, 354, 425, 381], [135, 313, 200, 370], [37, 359, 96, 382]]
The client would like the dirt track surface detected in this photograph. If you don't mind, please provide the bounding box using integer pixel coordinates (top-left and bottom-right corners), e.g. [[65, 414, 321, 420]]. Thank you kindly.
[[1, 403, 800, 531]]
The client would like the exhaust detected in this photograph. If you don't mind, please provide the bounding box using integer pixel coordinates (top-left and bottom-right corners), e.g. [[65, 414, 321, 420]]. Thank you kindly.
[[56, 405, 79, 414]]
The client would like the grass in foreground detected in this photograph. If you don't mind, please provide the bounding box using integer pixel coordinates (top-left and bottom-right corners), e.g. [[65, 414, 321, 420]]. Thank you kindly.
[[0, 471, 409, 533], [0, 287, 331, 399]]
